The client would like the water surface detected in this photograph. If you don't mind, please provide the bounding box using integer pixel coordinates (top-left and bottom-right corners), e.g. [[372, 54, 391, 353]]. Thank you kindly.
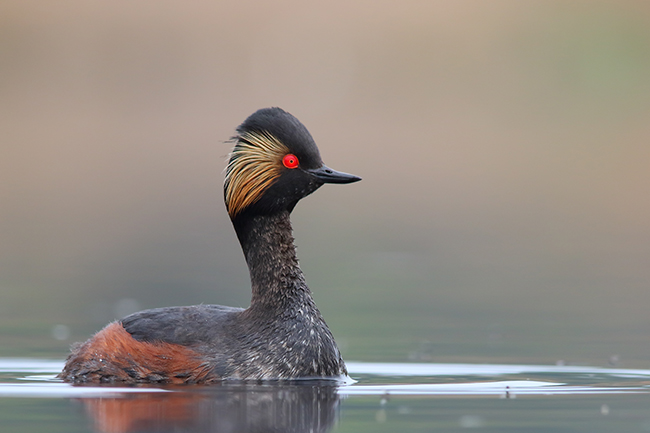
[[2, 358, 650, 432]]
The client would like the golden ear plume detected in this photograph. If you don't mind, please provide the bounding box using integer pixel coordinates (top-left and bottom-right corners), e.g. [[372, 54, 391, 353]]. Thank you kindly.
[[225, 131, 289, 217]]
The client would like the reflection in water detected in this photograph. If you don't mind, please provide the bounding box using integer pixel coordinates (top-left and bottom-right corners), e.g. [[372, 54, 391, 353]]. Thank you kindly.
[[81, 383, 340, 433]]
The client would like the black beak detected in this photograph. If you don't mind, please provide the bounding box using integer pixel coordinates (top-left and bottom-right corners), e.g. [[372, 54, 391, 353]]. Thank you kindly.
[[307, 165, 361, 184]]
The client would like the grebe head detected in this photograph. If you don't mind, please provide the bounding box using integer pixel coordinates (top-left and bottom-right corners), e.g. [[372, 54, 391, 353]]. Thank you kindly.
[[225, 107, 360, 218]]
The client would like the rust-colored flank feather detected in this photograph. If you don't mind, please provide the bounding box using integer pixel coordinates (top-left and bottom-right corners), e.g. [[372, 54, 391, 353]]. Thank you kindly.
[[60, 322, 211, 383], [224, 131, 289, 217]]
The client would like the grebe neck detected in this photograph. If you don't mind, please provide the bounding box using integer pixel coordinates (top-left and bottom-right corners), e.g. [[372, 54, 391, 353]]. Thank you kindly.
[[233, 211, 312, 310]]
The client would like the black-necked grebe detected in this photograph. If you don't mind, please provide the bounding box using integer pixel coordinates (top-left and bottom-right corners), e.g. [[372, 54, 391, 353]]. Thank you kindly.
[[59, 107, 360, 383]]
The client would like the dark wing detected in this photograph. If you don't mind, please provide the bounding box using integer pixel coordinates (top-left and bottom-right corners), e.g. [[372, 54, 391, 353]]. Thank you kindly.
[[121, 304, 244, 346]]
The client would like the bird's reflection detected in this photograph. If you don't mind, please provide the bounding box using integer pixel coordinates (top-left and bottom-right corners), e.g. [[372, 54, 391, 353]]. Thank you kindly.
[[80, 382, 340, 433]]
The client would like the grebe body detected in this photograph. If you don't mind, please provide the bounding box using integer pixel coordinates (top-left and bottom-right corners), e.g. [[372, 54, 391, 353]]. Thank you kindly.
[[59, 108, 360, 383]]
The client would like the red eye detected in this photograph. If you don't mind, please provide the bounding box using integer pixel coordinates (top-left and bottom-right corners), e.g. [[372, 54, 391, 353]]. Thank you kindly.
[[282, 154, 299, 169]]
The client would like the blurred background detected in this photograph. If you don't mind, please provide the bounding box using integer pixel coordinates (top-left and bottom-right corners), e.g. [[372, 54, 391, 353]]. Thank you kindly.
[[1, 0, 649, 367]]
